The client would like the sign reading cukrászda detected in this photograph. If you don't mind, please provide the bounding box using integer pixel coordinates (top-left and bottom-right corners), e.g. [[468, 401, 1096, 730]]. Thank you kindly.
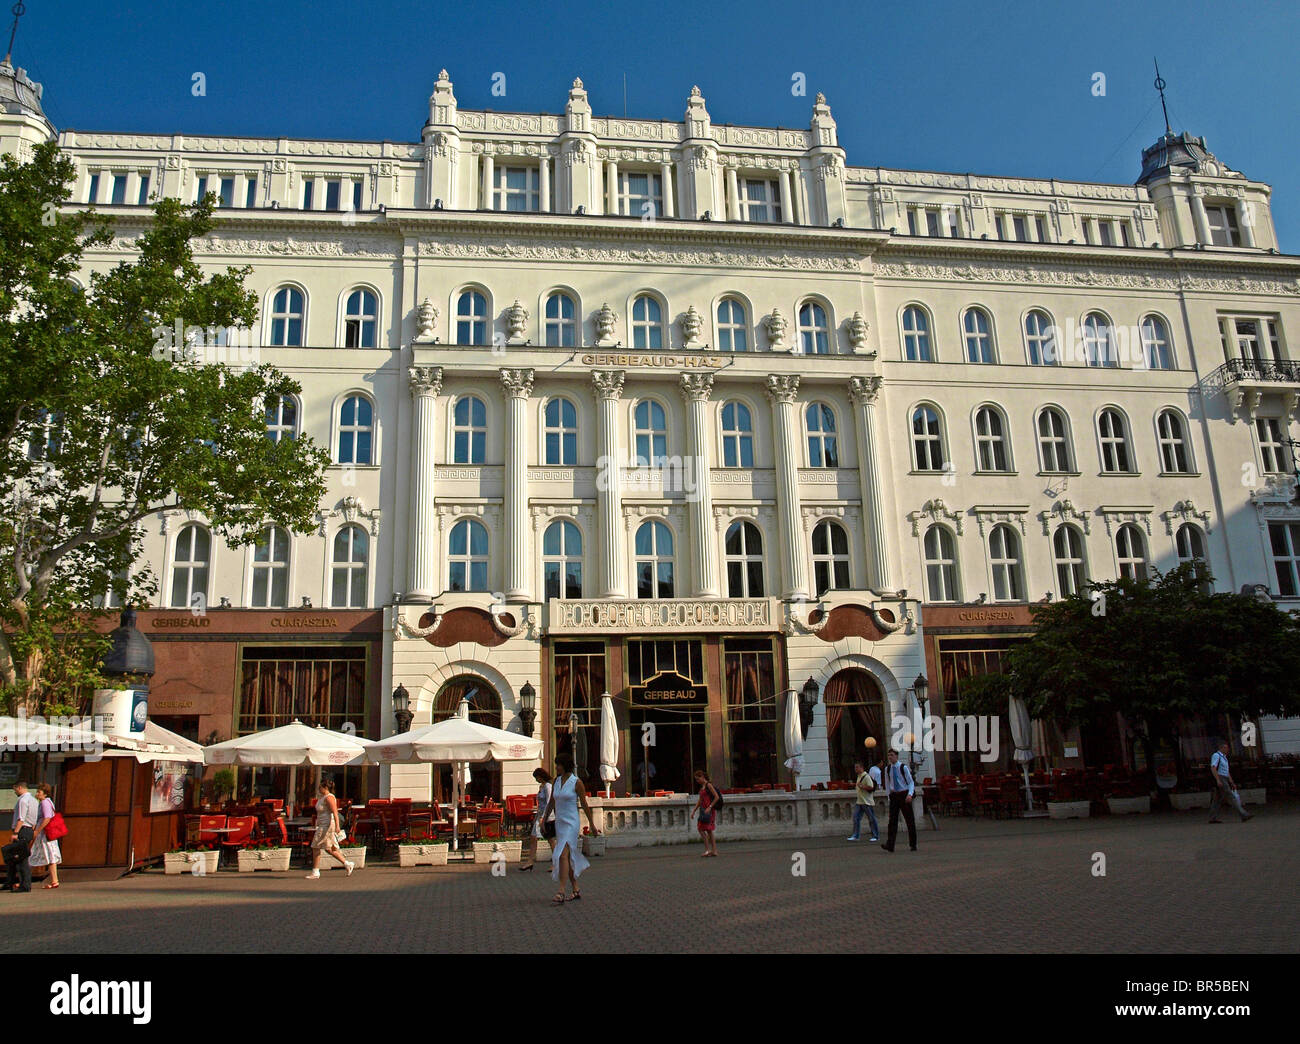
[[550, 598, 775, 633]]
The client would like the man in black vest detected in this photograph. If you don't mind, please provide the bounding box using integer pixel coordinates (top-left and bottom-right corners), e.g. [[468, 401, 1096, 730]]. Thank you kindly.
[[881, 749, 917, 852]]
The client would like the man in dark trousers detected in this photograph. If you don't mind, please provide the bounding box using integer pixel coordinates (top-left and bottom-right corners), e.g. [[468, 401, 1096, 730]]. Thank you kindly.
[[3, 781, 38, 892], [881, 750, 917, 852]]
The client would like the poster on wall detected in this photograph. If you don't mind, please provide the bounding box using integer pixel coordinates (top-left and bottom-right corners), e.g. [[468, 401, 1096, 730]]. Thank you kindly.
[[151, 761, 189, 813]]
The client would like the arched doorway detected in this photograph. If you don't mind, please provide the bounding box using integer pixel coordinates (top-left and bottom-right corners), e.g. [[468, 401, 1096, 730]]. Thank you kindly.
[[430, 674, 502, 803], [824, 668, 889, 783]]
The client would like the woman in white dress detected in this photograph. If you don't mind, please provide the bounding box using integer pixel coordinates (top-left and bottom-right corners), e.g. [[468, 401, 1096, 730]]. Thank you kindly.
[[29, 783, 61, 889], [541, 752, 598, 904], [306, 780, 355, 879]]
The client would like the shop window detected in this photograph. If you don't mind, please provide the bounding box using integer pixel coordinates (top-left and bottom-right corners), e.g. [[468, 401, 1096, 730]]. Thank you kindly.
[[627, 639, 707, 795], [553, 641, 606, 790], [724, 639, 778, 788]]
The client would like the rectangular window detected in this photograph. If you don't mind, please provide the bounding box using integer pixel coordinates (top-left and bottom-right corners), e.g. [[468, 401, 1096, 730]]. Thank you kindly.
[[137, 175, 151, 205], [552, 641, 606, 787], [195, 176, 208, 203], [925, 209, 940, 237], [245, 177, 258, 208], [739, 177, 780, 223], [1269, 522, 1300, 597], [906, 208, 918, 236], [1012, 215, 1028, 242], [495, 166, 540, 212], [352, 180, 363, 212], [325, 180, 341, 211], [301, 178, 314, 209], [724, 640, 778, 789], [619, 171, 662, 218], [1257, 417, 1288, 474], [1035, 216, 1047, 242], [219, 177, 235, 208], [994, 213, 1006, 240], [237, 645, 367, 737], [110, 175, 127, 205], [87, 172, 100, 203], [949, 209, 961, 237], [1098, 221, 1113, 246], [1120, 221, 1132, 246], [1082, 218, 1094, 245], [1206, 204, 1241, 246]]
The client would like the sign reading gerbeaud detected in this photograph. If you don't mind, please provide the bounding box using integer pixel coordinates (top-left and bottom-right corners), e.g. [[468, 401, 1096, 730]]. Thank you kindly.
[[549, 598, 775, 634]]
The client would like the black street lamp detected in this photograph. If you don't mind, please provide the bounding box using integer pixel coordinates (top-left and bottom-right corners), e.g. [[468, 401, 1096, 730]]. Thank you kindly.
[[798, 676, 820, 739], [518, 681, 537, 737], [392, 683, 412, 734]]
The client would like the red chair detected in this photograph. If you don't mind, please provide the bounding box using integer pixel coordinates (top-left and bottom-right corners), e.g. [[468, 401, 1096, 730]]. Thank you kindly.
[[475, 809, 504, 839], [220, 816, 257, 852], [390, 797, 413, 806], [366, 798, 390, 807], [197, 815, 227, 844]]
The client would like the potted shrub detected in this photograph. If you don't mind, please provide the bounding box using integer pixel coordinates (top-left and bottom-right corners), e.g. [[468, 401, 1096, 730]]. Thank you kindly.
[[1106, 782, 1152, 815], [164, 843, 220, 876], [236, 837, 292, 873], [1170, 782, 1211, 811], [1237, 785, 1267, 807], [581, 826, 606, 857], [472, 838, 523, 864], [398, 834, 449, 868], [1046, 798, 1091, 820], [316, 833, 367, 871]]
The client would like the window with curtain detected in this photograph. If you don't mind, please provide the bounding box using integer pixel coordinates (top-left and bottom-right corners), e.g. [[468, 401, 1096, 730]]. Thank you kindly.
[[823, 669, 887, 784], [552, 642, 606, 788], [724, 640, 778, 788]]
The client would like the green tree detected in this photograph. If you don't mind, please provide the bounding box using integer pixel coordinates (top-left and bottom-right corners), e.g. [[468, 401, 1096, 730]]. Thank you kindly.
[[960, 565, 1300, 774], [1, 142, 329, 715]]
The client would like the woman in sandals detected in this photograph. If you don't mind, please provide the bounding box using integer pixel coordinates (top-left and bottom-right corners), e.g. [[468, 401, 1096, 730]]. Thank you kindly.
[[541, 753, 598, 904], [518, 767, 555, 871], [305, 780, 355, 879], [691, 769, 721, 857], [29, 783, 62, 889]]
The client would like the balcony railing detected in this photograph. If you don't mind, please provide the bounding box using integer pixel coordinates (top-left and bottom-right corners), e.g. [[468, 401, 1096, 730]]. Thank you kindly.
[[1211, 357, 1300, 386]]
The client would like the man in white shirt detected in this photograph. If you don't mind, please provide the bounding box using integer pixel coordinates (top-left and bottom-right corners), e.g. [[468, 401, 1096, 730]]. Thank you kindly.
[[3, 781, 38, 892], [847, 759, 880, 842], [881, 749, 917, 853], [1208, 742, 1253, 824]]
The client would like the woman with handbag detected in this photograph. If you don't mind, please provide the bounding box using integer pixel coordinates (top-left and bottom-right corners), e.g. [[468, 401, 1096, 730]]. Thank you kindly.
[[518, 767, 555, 871], [691, 769, 721, 858], [30, 782, 65, 889], [305, 780, 355, 879]]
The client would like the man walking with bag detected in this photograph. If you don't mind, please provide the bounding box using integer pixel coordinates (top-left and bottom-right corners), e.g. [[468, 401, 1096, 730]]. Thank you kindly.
[[881, 750, 917, 853], [1209, 741, 1253, 824], [847, 758, 880, 842], [3, 781, 38, 892]]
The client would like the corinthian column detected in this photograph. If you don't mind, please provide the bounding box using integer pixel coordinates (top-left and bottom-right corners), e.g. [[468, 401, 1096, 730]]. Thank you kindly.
[[766, 374, 808, 600], [407, 366, 443, 599], [500, 368, 535, 601], [680, 372, 718, 597], [849, 376, 892, 593], [592, 370, 627, 598]]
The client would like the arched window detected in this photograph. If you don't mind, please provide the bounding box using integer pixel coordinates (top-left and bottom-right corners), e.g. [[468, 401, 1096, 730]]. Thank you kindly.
[[1098, 408, 1133, 473], [632, 400, 668, 466], [1025, 310, 1058, 366], [811, 519, 850, 595], [447, 519, 489, 592], [170, 524, 210, 608], [1156, 409, 1190, 473], [1176, 524, 1206, 569], [912, 405, 946, 472], [798, 301, 829, 355], [1052, 525, 1086, 597], [1037, 407, 1073, 472], [635, 520, 674, 599], [963, 307, 994, 363], [724, 521, 764, 597], [269, 286, 304, 346], [717, 298, 749, 352], [343, 288, 378, 348], [1116, 524, 1148, 581], [902, 306, 932, 361], [543, 398, 577, 466], [1082, 312, 1116, 368], [989, 524, 1023, 602], [544, 292, 577, 347], [542, 520, 582, 600], [331, 525, 369, 607], [264, 395, 296, 443], [721, 401, 754, 468], [337, 394, 374, 465], [974, 406, 1009, 472], [452, 395, 487, 464], [923, 525, 960, 602], [456, 290, 488, 345], [806, 403, 838, 468], [1141, 315, 1173, 370], [631, 295, 664, 350], [251, 525, 290, 608]]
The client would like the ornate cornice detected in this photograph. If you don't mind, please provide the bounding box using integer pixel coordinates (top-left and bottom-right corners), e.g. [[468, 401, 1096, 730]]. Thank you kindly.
[[907, 498, 964, 537], [765, 374, 800, 404], [318, 496, 381, 537], [679, 372, 715, 403], [1038, 499, 1092, 536], [499, 367, 536, 398], [591, 369, 626, 400], [1162, 499, 1212, 535], [847, 375, 883, 407]]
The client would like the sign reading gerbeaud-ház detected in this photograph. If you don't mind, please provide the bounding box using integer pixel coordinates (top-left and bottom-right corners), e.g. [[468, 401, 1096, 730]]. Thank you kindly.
[[551, 599, 773, 633]]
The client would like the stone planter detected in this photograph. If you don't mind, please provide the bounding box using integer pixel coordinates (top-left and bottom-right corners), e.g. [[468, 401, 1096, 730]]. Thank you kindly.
[[237, 847, 292, 872], [164, 850, 219, 876], [316, 846, 366, 870], [398, 844, 449, 868], [1106, 795, 1151, 815], [1047, 800, 1091, 820], [1170, 792, 1211, 811], [472, 840, 522, 864], [581, 835, 607, 857], [1238, 787, 1266, 806]]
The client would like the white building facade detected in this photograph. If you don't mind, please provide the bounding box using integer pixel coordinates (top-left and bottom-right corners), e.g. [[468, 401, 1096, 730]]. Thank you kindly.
[[5, 60, 1300, 794]]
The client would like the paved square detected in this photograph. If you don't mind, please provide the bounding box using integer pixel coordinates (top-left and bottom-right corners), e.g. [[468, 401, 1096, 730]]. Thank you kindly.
[[8, 805, 1297, 953]]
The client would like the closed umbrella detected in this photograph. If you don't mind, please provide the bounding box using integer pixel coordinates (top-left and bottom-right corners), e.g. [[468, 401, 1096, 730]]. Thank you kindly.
[[1008, 696, 1036, 812], [782, 691, 804, 790], [598, 693, 620, 798]]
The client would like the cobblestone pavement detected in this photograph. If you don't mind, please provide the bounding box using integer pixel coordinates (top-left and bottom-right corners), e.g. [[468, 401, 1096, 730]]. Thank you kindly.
[[8, 805, 1297, 953]]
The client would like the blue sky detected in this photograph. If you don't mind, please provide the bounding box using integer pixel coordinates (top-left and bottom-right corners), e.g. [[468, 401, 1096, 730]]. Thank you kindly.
[[15, 0, 1300, 247]]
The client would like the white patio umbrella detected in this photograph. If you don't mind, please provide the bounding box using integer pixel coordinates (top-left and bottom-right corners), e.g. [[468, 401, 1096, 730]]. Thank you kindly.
[[366, 698, 543, 850], [69, 719, 205, 763], [203, 720, 372, 817], [782, 691, 804, 790], [598, 693, 620, 797], [1008, 696, 1037, 812]]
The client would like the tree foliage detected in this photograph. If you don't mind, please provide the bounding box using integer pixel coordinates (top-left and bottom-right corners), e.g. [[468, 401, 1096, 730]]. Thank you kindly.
[[1, 142, 329, 713]]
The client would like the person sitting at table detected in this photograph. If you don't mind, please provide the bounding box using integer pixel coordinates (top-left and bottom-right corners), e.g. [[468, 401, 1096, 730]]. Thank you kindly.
[[305, 781, 355, 880]]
